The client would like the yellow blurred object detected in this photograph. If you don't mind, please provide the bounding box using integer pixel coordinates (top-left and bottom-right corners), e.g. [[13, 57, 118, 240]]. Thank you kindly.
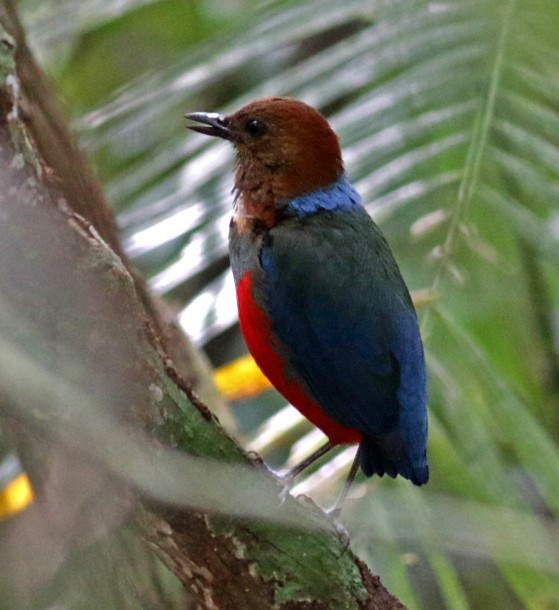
[[0, 472, 34, 520], [214, 354, 272, 401]]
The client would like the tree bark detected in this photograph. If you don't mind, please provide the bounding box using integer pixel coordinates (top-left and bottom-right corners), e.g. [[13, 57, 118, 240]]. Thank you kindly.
[[0, 3, 405, 608]]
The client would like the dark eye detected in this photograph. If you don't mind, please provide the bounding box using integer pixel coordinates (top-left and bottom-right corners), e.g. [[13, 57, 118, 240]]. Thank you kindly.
[[245, 118, 266, 138]]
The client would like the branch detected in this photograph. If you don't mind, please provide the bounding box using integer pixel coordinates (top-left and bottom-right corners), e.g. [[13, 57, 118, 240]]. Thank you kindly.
[[0, 4, 405, 608]]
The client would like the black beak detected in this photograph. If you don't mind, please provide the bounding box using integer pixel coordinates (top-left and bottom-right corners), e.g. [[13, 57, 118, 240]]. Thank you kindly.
[[184, 111, 235, 141]]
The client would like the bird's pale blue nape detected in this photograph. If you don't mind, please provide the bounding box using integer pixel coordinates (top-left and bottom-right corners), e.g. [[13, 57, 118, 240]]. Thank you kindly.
[[285, 174, 361, 217]]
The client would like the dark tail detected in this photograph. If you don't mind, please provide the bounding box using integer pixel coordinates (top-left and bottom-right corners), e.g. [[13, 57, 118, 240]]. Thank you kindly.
[[360, 433, 429, 486]]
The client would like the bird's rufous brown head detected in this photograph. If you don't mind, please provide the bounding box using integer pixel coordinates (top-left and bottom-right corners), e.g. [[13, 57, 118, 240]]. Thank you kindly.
[[185, 98, 344, 214]]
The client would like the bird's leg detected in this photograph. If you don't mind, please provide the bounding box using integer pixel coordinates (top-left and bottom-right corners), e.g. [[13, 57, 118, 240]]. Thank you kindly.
[[328, 445, 361, 520], [277, 440, 335, 499], [287, 440, 335, 479]]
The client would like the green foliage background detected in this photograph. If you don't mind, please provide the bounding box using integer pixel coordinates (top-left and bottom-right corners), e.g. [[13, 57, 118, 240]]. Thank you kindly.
[[20, 0, 559, 607]]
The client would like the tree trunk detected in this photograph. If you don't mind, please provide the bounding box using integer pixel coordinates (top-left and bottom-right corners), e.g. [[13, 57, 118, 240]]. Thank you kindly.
[[0, 3, 405, 608]]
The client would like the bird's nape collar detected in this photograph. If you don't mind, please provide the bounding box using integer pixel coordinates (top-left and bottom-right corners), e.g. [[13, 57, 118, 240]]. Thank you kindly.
[[283, 174, 362, 218]]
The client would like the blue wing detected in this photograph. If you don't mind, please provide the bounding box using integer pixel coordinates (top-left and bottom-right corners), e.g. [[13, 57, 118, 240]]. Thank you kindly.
[[260, 206, 428, 484]]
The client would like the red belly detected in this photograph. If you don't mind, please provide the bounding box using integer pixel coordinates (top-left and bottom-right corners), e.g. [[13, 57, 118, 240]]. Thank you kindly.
[[236, 272, 361, 445]]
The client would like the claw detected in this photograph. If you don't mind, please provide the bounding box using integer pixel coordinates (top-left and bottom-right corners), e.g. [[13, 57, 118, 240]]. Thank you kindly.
[[275, 470, 295, 504], [326, 506, 351, 555]]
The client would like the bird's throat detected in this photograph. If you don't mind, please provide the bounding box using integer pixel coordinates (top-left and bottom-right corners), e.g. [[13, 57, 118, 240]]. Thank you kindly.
[[233, 195, 277, 232]]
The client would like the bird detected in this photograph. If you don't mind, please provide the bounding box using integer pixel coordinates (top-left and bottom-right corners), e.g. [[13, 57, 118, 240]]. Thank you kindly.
[[185, 97, 429, 497]]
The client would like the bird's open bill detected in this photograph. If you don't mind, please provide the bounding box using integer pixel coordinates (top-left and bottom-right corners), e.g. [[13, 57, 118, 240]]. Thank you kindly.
[[184, 112, 237, 142]]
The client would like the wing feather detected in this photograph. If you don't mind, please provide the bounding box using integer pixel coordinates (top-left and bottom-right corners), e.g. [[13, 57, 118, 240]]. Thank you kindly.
[[260, 207, 427, 452]]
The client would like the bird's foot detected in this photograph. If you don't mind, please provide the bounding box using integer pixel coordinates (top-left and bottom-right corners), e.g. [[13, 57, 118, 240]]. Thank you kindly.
[[326, 505, 351, 554], [275, 470, 295, 504], [327, 505, 342, 520]]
